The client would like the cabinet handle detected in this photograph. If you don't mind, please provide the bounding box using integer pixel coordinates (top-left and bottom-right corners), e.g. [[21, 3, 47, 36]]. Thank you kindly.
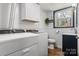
[[22, 48, 30, 53], [76, 36, 79, 39]]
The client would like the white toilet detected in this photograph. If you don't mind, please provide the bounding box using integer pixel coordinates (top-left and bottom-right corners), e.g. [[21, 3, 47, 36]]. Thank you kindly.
[[48, 39, 56, 49]]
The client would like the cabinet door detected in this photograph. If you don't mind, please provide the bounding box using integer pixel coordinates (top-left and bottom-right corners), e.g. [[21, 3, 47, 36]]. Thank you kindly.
[[30, 3, 40, 21], [0, 3, 10, 29], [21, 3, 34, 20], [25, 3, 32, 19], [63, 35, 77, 56], [20, 3, 26, 19], [13, 4, 20, 29], [23, 44, 38, 56], [0, 35, 38, 56], [25, 3, 40, 21], [38, 33, 48, 56], [8, 44, 38, 56], [20, 3, 40, 21]]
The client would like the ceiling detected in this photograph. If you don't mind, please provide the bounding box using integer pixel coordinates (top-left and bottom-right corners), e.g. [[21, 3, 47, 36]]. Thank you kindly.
[[40, 3, 73, 11]]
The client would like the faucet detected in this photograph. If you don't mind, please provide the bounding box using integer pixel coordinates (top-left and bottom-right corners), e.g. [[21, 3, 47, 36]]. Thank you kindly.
[[12, 29, 16, 33]]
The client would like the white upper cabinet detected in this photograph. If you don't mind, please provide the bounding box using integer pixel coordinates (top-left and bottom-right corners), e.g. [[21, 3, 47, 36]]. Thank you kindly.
[[0, 3, 20, 30], [20, 3, 40, 22], [0, 3, 11, 29]]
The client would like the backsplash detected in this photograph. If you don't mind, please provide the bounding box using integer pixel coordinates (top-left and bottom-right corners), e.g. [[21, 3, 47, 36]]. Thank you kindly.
[[19, 21, 39, 30]]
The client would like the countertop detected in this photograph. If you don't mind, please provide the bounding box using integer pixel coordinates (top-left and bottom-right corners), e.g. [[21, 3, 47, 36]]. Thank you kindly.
[[0, 32, 39, 43], [62, 33, 77, 36], [62, 33, 79, 39]]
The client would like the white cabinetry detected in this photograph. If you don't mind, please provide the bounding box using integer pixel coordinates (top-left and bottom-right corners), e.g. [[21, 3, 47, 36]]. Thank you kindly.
[[0, 35, 38, 56], [20, 3, 40, 22], [38, 33, 48, 56], [12, 3, 20, 29], [9, 44, 38, 56], [0, 3, 11, 29], [0, 33, 48, 56], [0, 3, 20, 29], [23, 44, 38, 56]]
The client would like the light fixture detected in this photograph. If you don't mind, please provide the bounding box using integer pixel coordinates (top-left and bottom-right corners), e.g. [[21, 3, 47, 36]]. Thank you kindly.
[[72, 3, 77, 7]]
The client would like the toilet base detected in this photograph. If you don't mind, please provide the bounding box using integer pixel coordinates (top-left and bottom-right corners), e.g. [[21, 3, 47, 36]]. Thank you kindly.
[[48, 45, 54, 49]]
